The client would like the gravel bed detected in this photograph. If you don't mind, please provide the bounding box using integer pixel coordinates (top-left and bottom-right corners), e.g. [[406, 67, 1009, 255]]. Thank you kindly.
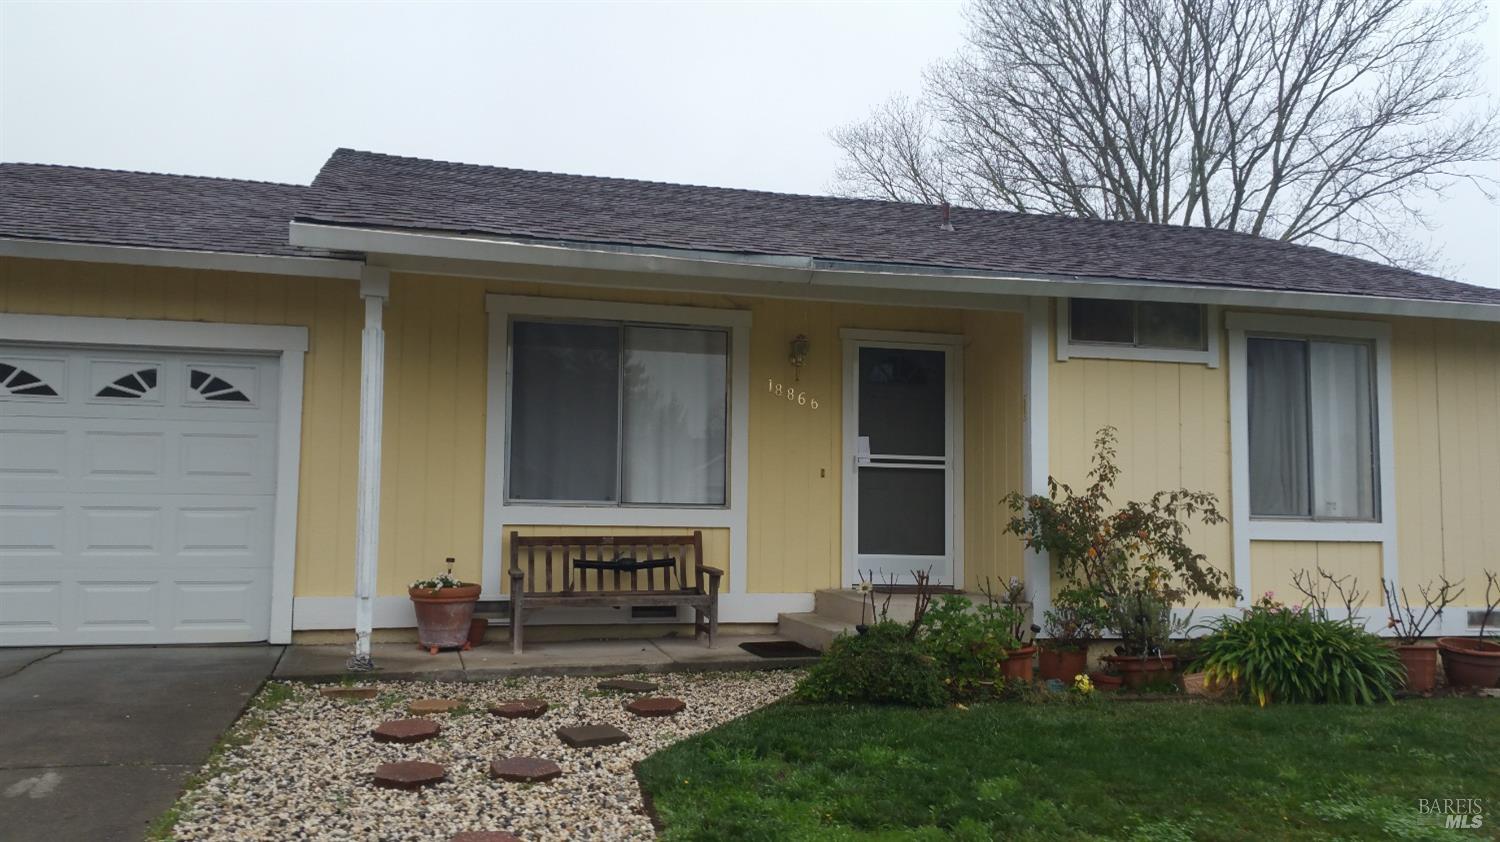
[[170, 670, 801, 841]]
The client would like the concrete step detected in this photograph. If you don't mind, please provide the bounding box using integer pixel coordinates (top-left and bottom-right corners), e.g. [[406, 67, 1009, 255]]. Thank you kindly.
[[813, 588, 941, 625], [777, 612, 853, 652]]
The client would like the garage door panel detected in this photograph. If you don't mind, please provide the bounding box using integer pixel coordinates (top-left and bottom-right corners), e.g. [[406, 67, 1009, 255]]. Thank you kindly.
[[0, 344, 279, 645], [0, 505, 67, 557], [82, 430, 166, 478], [79, 506, 164, 556], [0, 428, 69, 478], [0, 581, 62, 634]]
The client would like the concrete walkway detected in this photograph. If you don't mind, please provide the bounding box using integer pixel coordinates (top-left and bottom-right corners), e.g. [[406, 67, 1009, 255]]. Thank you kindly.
[[0, 645, 283, 842], [274, 634, 818, 681]]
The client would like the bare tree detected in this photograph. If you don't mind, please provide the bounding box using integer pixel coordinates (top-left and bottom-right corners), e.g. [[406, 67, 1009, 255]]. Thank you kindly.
[[830, 0, 1497, 268]]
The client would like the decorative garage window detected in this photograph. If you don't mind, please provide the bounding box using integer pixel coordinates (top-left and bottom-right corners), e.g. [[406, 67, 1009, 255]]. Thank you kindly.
[[95, 368, 159, 399], [188, 368, 252, 403], [506, 319, 729, 505], [0, 361, 61, 397], [1057, 298, 1219, 367]]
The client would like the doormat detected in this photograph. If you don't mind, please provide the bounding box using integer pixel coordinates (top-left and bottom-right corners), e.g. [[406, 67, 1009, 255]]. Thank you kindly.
[[738, 640, 821, 659]]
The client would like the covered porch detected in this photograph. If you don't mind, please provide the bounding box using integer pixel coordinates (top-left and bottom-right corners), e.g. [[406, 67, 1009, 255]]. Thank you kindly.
[[318, 248, 1052, 665]]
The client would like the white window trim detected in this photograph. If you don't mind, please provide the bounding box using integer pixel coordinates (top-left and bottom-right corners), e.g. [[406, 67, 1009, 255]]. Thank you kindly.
[[1226, 312, 1398, 607], [0, 312, 308, 643], [481, 294, 752, 600], [1057, 298, 1220, 367], [839, 328, 965, 589]]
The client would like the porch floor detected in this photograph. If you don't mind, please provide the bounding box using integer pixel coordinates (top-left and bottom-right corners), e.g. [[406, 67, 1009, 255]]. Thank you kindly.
[[273, 634, 815, 682]]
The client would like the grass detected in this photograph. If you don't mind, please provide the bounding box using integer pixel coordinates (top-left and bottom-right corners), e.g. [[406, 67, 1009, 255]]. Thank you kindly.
[[144, 680, 299, 842], [637, 698, 1500, 841]]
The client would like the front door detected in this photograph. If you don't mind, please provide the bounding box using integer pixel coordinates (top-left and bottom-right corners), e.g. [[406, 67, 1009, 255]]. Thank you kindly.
[[843, 337, 961, 587]]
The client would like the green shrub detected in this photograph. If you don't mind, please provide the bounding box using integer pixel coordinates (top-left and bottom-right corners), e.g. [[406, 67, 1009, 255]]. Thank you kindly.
[[918, 595, 1021, 700], [1196, 602, 1402, 706], [795, 621, 949, 707]]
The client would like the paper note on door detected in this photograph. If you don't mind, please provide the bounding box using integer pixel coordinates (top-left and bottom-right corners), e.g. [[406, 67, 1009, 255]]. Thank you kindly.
[[856, 435, 871, 464]]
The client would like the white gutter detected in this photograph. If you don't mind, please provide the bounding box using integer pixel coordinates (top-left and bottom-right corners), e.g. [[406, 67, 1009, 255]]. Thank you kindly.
[[289, 222, 1500, 323], [0, 237, 363, 280]]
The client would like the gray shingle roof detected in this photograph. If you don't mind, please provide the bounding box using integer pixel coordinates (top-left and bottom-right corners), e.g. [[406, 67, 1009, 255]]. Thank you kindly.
[[0, 162, 343, 260], [299, 148, 1500, 306]]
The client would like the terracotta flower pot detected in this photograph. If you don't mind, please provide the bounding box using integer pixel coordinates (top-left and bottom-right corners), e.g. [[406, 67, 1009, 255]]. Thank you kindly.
[[1000, 645, 1037, 682], [409, 584, 481, 654], [1090, 671, 1124, 691], [467, 617, 489, 649], [1394, 643, 1438, 693], [1101, 654, 1178, 690], [1037, 645, 1089, 682], [1436, 637, 1500, 688]]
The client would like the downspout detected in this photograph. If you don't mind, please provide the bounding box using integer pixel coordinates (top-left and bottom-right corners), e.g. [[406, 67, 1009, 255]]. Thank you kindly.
[[349, 265, 389, 670]]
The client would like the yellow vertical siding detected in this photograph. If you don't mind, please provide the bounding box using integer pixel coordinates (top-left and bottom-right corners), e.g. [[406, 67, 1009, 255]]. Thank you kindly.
[[961, 310, 1028, 590], [1392, 318, 1500, 591], [1047, 317, 1234, 602], [1250, 541, 1384, 607]]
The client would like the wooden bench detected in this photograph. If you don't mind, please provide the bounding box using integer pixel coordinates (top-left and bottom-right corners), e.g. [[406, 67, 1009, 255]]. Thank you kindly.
[[508, 531, 722, 654]]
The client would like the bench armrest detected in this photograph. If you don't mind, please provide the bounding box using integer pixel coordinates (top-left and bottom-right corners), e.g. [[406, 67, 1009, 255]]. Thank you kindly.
[[695, 565, 724, 594], [697, 565, 724, 579]]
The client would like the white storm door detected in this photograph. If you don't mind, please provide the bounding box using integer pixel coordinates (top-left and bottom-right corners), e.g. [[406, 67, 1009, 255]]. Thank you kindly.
[[843, 337, 961, 587]]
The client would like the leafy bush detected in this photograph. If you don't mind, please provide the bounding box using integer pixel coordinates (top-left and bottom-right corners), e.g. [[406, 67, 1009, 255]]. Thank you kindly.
[[918, 595, 1022, 699], [1196, 599, 1402, 706], [796, 622, 949, 707]]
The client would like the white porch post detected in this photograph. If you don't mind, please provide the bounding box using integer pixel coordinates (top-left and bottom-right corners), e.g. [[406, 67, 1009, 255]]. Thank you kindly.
[[1023, 297, 1052, 621], [349, 266, 389, 670]]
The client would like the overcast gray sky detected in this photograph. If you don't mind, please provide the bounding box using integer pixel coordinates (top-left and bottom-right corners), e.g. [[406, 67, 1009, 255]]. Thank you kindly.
[[2, 0, 1496, 288]]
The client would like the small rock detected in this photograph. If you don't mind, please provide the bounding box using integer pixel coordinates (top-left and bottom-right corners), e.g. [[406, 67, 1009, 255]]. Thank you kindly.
[[451, 833, 523, 842], [625, 697, 686, 717], [488, 757, 563, 783], [596, 678, 657, 692], [488, 698, 548, 719], [557, 724, 630, 748], [1481, 688, 1500, 699], [408, 698, 464, 715], [371, 719, 441, 743], [319, 686, 378, 700], [373, 760, 446, 790]]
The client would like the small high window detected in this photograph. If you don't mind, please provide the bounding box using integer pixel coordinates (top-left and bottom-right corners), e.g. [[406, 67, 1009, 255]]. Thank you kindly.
[[1069, 299, 1206, 350]]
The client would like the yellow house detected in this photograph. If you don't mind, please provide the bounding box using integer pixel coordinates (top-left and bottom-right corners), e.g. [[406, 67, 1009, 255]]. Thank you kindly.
[[2, 150, 1497, 657]]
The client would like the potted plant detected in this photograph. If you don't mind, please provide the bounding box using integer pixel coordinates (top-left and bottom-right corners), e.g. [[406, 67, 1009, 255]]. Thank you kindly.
[[1037, 586, 1104, 682], [1003, 427, 1239, 691], [991, 577, 1037, 683], [1383, 576, 1464, 692], [1437, 570, 1500, 688], [409, 557, 481, 654]]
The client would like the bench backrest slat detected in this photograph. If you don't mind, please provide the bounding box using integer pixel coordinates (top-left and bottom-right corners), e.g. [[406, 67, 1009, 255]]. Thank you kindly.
[[510, 531, 704, 596]]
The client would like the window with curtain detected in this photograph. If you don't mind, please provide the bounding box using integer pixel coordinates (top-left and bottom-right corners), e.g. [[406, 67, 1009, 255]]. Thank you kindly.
[[506, 319, 729, 506], [1246, 335, 1377, 521]]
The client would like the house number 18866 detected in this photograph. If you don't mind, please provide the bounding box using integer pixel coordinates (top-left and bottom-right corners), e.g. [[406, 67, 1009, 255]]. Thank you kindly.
[[768, 379, 819, 409]]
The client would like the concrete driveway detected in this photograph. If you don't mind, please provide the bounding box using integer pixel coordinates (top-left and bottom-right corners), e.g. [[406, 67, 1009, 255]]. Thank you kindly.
[[0, 645, 283, 842]]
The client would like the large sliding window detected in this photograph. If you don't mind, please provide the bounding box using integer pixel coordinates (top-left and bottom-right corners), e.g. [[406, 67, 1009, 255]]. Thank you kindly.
[[506, 319, 729, 506], [1246, 335, 1377, 521]]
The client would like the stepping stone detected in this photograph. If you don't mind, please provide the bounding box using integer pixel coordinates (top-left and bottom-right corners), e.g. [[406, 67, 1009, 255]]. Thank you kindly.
[[625, 696, 686, 717], [371, 718, 441, 743], [373, 760, 446, 790], [409, 698, 464, 715], [557, 724, 630, 748], [596, 678, 657, 693], [320, 686, 378, 700], [489, 756, 563, 783], [489, 698, 548, 719], [451, 833, 523, 842]]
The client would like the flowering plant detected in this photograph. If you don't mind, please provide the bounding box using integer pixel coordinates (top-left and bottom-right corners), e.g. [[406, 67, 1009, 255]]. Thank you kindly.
[[1071, 673, 1094, 696], [410, 558, 470, 590]]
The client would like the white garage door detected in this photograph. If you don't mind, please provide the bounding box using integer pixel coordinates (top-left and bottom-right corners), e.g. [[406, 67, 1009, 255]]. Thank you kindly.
[[0, 345, 279, 645]]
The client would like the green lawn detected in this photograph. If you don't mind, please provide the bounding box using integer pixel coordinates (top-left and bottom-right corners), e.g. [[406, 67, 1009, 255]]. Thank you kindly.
[[637, 698, 1499, 841]]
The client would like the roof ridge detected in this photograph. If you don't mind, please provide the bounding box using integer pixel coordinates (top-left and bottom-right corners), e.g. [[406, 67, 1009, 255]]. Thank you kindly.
[[1, 160, 306, 189]]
